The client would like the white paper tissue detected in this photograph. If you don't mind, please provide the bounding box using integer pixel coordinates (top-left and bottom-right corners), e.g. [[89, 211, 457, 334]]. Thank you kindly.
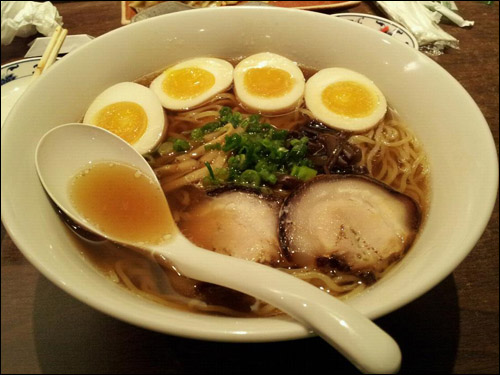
[[1, 1, 63, 46], [376, 1, 460, 55]]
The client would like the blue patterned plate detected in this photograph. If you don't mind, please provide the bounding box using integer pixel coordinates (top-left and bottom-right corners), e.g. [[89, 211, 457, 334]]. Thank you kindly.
[[1, 57, 43, 127], [332, 13, 418, 50]]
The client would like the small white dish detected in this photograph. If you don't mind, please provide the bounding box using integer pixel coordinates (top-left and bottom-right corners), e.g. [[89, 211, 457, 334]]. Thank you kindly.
[[1, 58, 41, 127], [1, 57, 62, 127], [333, 13, 418, 49]]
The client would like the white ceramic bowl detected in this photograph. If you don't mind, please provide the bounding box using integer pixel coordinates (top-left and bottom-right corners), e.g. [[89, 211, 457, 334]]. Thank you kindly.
[[1, 7, 498, 342]]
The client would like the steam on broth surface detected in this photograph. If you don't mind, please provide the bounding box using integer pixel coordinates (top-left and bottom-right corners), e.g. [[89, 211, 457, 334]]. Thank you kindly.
[[73, 55, 429, 317]]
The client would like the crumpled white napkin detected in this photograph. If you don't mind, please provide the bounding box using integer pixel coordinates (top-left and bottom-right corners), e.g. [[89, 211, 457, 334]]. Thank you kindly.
[[1, 1, 63, 45]]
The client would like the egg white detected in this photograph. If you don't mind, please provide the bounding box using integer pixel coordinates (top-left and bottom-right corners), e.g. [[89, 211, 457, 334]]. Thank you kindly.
[[83, 82, 166, 155], [305, 68, 387, 132], [149, 57, 234, 110], [233, 52, 305, 115]]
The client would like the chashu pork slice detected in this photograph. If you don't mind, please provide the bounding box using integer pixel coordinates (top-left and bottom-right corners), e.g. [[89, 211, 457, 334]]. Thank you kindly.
[[179, 189, 281, 264], [279, 175, 421, 278]]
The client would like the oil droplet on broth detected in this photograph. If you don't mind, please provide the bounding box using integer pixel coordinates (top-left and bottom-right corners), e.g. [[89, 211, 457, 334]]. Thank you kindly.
[[69, 162, 175, 244]]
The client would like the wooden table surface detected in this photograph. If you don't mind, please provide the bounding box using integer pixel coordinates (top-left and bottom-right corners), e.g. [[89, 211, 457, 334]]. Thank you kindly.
[[1, 1, 498, 374]]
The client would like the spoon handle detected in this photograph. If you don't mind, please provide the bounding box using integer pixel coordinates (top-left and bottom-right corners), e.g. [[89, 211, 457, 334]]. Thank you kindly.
[[156, 237, 401, 374]]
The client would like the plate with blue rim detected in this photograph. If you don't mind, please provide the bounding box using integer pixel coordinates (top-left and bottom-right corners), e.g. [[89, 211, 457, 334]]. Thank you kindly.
[[1, 57, 45, 127], [332, 13, 418, 50]]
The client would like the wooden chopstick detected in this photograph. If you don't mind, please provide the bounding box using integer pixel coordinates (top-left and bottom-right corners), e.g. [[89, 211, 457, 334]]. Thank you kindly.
[[31, 26, 68, 81], [44, 27, 68, 71]]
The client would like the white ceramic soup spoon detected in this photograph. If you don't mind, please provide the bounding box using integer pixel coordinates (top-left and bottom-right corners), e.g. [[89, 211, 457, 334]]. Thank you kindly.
[[35, 123, 401, 374]]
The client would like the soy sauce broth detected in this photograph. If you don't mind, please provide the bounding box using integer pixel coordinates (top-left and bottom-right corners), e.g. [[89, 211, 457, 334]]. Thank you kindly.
[[69, 162, 174, 244]]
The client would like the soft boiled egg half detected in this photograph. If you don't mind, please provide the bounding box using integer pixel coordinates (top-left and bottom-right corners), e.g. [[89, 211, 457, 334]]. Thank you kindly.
[[83, 82, 166, 155], [150, 57, 234, 111], [233, 52, 305, 115], [305, 68, 387, 132]]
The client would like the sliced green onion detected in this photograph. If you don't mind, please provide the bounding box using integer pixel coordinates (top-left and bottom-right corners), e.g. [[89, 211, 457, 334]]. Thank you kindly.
[[291, 165, 317, 181], [172, 139, 191, 152]]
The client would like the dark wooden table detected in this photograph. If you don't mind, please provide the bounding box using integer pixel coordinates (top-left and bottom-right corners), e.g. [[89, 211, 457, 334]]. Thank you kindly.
[[1, 2, 498, 373]]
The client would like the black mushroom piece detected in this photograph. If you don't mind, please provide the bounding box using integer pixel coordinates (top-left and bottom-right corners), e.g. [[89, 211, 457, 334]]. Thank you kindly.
[[279, 175, 421, 281], [178, 188, 283, 265], [288, 121, 367, 175]]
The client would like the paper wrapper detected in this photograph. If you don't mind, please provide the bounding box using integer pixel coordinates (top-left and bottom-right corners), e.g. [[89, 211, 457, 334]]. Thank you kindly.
[[421, 1, 474, 28], [1, 1, 63, 46], [376, 1, 460, 55]]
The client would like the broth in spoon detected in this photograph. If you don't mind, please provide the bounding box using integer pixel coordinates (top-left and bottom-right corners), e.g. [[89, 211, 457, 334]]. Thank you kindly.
[[70, 162, 174, 244]]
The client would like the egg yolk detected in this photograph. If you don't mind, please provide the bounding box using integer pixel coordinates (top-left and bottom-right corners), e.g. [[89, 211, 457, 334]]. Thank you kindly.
[[244, 67, 294, 98], [94, 102, 147, 144], [321, 81, 377, 118], [163, 67, 215, 100]]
